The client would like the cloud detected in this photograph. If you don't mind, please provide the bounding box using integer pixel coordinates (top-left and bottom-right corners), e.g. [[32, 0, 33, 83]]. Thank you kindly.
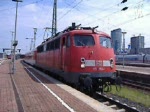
[[24, 4, 39, 12], [1, 0, 150, 54]]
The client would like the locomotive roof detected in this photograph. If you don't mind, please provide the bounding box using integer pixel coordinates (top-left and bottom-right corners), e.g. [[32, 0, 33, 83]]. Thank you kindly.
[[38, 23, 110, 47], [69, 29, 110, 37]]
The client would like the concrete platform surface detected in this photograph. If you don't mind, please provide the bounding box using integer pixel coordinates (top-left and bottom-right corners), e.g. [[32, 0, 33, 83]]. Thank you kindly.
[[116, 65, 150, 75], [0, 59, 116, 112]]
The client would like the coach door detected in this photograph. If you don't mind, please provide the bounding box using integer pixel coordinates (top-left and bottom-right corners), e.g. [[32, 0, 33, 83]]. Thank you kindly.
[[61, 37, 66, 71], [61, 35, 71, 71]]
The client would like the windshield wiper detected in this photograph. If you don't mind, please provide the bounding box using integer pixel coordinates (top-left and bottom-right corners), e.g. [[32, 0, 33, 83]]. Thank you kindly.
[[77, 40, 85, 46]]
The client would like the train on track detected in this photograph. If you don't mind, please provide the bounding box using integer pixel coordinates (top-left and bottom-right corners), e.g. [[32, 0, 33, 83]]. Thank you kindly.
[[116, 54, 150, 66], [24, 23, 119, 93]]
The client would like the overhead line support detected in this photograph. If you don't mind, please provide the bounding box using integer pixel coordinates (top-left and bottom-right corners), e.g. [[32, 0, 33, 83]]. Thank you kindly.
[[51, 0, 57, 37]]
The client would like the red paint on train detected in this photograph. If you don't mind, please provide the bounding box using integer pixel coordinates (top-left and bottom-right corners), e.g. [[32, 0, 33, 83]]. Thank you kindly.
[[24, 23, 117, 92]]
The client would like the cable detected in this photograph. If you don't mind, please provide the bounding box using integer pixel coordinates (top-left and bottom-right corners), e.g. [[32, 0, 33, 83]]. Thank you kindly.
[[35, 0, 53, 27], [58, 0, 83, 21], [57, 0, 77, 18], [81, 0, 145, 28], [68, 1, 122, 25], [110, 12, 150, 29], [0, 0, 44, 12]]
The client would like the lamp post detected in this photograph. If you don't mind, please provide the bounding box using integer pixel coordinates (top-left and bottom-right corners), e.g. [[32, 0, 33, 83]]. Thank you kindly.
[[122, 32, 126, 52], [10, 31, 14, 54], [26, 38, 34, 51], [33, 28, 37, 49], [122, 31, 127, 68], [12, 0, 22, 74]]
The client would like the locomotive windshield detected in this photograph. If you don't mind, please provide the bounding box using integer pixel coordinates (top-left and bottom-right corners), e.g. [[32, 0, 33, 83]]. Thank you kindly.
[[74, 35, 95, 46], [100, 36, 112, 48]]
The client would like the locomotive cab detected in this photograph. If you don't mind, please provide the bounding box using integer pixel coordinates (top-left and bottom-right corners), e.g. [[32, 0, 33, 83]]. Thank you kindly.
[[67, 29, 117, 93], [30, 23, 118, 94]]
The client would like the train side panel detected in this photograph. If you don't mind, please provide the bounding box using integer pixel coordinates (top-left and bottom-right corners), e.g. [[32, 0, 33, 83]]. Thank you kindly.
[[145, 54, 150, 63], [26, 25, 117, 92], [116, 54, 150, 65]]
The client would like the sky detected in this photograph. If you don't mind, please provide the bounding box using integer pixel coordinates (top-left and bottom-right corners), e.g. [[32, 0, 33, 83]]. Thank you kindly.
[[0, 0, 150, 54]]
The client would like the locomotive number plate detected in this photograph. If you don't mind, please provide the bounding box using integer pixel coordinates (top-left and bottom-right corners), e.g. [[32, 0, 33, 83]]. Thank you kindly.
[[85, 60, 95, 66]]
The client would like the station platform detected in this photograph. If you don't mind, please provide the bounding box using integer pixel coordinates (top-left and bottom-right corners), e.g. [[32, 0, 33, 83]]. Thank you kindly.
[[0, 59, 116, 112], [116, 65, 150, 75], [116, 65, 150, 83]]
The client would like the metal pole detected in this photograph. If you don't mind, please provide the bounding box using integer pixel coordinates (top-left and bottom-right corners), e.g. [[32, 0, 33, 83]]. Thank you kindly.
[[3, 51, 4, 59], [122, 32, 127, 68], [30, 38, 33, 51], [51, 0, 57, 37], [26, 38, 34, 51], [12, 1, 19, 74], [122, 32, 126, 52], [33, 28, 37, 49], [123, 54, 124, 68], [11, 31, 14, 57], [43, 27, 51, 41]]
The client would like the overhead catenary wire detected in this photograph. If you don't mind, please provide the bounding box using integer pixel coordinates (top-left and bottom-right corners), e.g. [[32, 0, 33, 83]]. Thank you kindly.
[[57, 0, 83, 21], [109, 11, 150, 29], [57, 0, 77, 18], [0, 0, 44, 12], [80, 0, 145, 28], [58, 0, 128, 28], [64, 0, 124, 25]]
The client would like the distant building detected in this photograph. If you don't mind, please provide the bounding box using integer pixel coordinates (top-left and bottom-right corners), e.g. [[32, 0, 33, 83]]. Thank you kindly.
[[0, 53, 3, 58], [130, 35, 144, 54], [139, 48, 150, 54], [111, 28, 122, 54]]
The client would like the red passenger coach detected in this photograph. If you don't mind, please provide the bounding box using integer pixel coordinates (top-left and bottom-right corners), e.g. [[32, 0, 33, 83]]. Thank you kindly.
[[25, 23, 118, 93], [24, 49, 36, 66]]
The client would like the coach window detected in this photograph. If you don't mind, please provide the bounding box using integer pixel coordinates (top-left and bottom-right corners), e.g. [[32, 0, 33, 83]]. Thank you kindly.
[[66, 36, 71, 47], [44, 44, 47, 51], [62, 37, 66, 47], [51, 41, 55, 50], [37, 47, 39, 52], [37, 45, 43, 52], [100, 36, 112, 48], [41, 46, 44, 52], [49, 41, 53, 50], [46, 42, 50, 51], [53, 40, 56, 50], [74, 35, 95, 46], [55, 38, 60, 49]]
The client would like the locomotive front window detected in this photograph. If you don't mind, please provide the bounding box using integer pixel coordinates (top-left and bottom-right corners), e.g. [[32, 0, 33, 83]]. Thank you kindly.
[[74, 35, 95, 46], [100, 36, 112, 48]]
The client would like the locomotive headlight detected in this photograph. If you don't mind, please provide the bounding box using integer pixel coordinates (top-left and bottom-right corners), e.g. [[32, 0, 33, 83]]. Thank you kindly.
[[81, 57, 86, 68], [81, 63, 85, 68], [110, 58, 114, 68]]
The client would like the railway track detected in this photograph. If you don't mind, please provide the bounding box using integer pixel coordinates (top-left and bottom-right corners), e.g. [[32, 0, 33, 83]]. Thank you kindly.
[[95, 92, 140, 112], [24, 61, 143, 112], [123, 79, 150, 91]]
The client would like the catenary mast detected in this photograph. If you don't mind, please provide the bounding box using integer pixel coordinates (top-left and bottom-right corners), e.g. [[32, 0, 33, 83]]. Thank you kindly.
[[51, 0, 57, 37]]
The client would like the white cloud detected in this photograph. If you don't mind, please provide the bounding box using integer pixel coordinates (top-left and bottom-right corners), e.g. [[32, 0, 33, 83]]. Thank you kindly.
[[1, 0, 150, 54], [24, 4, 39, 12]]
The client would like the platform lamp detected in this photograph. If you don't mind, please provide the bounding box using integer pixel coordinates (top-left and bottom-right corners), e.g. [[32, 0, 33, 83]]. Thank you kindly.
[[122, 31, 127, 68], [12, 0, 23, 74], [26, 38, 34, 51]]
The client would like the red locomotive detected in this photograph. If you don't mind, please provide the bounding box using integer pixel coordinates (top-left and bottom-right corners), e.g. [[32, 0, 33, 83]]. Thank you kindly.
[[25, 23, 118, 93]]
